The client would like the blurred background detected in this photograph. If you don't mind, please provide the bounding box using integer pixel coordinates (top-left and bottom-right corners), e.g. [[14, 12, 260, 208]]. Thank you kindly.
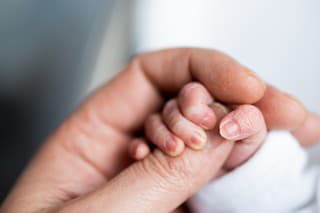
[[0, 0, 319, 201]]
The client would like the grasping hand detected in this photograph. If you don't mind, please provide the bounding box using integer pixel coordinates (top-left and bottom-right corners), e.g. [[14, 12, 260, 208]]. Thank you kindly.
[[129, 82, 267, 171], [2, 49, 318, 213]]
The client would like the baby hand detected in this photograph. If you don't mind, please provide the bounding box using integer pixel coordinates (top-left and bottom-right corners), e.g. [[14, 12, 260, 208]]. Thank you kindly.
[[129, 82, 267, 170]]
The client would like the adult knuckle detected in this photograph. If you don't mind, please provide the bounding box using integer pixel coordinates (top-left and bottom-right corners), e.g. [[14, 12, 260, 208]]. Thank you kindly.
[[142, 150, 193, 188]]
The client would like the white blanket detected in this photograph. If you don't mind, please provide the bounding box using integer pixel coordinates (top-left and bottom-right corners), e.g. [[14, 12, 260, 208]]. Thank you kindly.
[[189, 131, 320, 213]]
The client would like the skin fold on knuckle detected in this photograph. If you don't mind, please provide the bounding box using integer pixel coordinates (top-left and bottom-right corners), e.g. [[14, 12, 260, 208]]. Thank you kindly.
[[163, 101, 180, 127], [146, 115, 162, 141]]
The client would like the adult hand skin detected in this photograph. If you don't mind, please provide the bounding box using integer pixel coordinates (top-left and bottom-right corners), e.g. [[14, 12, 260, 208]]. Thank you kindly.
[[1, 48, 319, 213]]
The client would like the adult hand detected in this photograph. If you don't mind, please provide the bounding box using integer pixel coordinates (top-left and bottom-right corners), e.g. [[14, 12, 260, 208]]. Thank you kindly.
[[2, 48, 319, 213]]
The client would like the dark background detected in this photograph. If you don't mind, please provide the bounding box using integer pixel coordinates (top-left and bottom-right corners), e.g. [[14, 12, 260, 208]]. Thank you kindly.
[[0, 0, 114, 201]]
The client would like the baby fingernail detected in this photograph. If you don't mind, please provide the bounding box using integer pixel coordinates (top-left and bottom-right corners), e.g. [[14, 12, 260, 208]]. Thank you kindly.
[[166, 138, 177, 152], [166, 138, 185, 156], [220, 119, 240, 139], [200, 111, 216, 129], [190, 131, 207, 149]]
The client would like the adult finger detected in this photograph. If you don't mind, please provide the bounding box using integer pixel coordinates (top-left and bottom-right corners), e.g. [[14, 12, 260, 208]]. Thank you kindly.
[[59, 139, 234, 213], [291, 112, 320, 147], [255, 85, 307, 131]]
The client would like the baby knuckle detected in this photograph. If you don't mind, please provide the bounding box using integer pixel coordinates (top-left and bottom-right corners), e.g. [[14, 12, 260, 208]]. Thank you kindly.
[[171, 120, 185, 134], [146, 114, 159, 126], [163, 103, 182, 128], [180, 83, 202, 100], [163, 100, 177, 117]]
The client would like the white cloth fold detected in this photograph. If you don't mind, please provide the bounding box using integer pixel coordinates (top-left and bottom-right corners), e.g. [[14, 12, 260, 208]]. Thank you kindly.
[[189, 131, 320, 213]]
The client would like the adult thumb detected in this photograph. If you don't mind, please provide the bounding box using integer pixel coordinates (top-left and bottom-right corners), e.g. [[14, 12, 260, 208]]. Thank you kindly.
[[59, 139, 234, 213]]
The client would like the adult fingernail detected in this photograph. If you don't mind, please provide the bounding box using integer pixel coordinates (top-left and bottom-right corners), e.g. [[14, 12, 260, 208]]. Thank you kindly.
[[220, 119, 240, 139]]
